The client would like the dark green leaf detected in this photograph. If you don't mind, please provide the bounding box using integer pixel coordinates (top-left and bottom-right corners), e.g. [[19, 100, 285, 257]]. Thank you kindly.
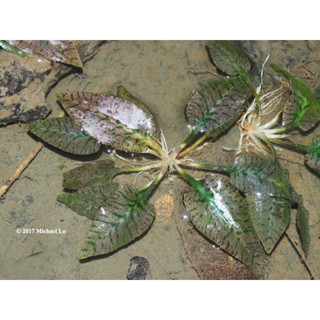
[[207, 40, 251, 76], [57, 92, 157, 153], [290, 188, 310, 257], [247, 194, 291, 254], [57, 160, 120, 219], [0, 40, 28, 59], [61, 160, 117, 190], [186, 77, 250, 137], [79, 184, 155, 259], [296, 204, 310, 257], [57, 180, 119, 220], [231, 152, 310, 256], [271, 63, 320, 131], [28, 117, 101, 155], [230, 153, 291, 199], [183, 174, 264, 269]]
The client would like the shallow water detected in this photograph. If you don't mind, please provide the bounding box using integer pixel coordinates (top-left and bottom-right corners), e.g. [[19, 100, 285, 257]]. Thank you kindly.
[[1, 41, 320, 279]]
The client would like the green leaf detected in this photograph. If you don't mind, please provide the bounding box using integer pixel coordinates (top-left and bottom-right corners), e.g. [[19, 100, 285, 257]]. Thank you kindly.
[[231, 152, 310, 256], [57, 92, 157, 153], [79, 184, 155, 259], [305, 135, 320, 174], [230, 153, 291, 199], [271, 63, 320, 131], [207, 40, 251, 76], [28, 117, 101, 155], [186, 77, 250, 137], [0, 40, 28, 59], [290, 188, 310, 257], [57, 160, 120, 219], [183, 174, 264, 269], [116, 86, 156, 125], [61, 160, 118, 190], [296, 203, 310, 257], [57, 180, 119, 220], [247, 194, 291, 254], [2, 40, 82, 68]]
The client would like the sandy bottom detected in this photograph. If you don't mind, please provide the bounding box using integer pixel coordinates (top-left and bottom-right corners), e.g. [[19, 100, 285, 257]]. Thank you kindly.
[[1, 41, 320, 279]]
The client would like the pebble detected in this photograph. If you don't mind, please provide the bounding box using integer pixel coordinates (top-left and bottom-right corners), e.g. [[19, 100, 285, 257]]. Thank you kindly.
[[126, 256, 151, 280], [26, 195, 33, 204]]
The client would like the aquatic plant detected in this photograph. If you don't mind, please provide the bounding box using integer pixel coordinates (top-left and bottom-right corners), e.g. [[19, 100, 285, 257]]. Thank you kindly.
[[28, 41, 318, 277]]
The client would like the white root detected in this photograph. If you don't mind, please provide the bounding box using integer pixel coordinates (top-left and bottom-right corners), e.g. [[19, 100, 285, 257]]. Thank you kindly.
[[261, 91, 286, 116], [222, 146, 237, 152], [160, 129, 169, 156], [257, 55, 270, 94], [237, 55, 292, 157]]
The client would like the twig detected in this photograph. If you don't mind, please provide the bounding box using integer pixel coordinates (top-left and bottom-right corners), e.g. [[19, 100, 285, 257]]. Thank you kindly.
[[188, 67, 222, 78], [285, 232, 316, 280], [0, 112, 66, 199], [0, 143, 43, 199]]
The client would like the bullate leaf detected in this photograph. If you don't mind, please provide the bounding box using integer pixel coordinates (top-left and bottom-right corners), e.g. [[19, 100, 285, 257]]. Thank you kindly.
[[79, 184, 155, 259], [247, 194, 291, 254], [28, 117, 101, 155], [183, 174, 263, 269], [186, 77, 250, 137], [62, 160, 118, 190], [1, 40, 82, 68], [271, 63, 320, 131], [57, 92, 157, 153], [207, 40, 251, 76], [230, 153, 291, 199]]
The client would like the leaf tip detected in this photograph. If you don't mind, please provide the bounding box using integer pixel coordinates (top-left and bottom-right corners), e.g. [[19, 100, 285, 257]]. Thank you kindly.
[[78, 243, 95, 260], [71, 59, 83, 69], [262, 242, 274, 255], [56, 93, 63, 100], [56, 194, 65, 202], [27, 122, 35, 131], [78, 250, 90, 260]]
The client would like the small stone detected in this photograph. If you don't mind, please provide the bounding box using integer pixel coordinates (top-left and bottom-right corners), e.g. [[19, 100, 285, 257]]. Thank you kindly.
[[26, 195, 33, 204], [127, 256, 151, 280]]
